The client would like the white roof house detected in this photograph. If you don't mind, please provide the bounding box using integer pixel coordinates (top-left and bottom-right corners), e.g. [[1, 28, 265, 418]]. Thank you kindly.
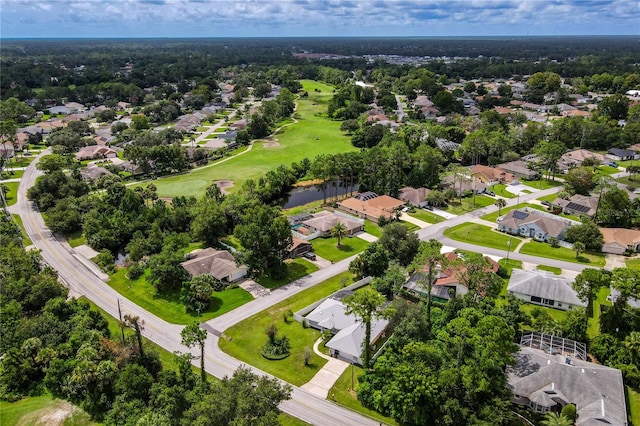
[[507, 269, 585, 311], [325, 317, 389, 366], [305, 298, 354, 332]]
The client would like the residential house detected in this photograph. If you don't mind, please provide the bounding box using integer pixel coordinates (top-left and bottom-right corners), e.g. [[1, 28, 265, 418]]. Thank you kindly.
[[551, 194, 599, 219], [301, 210, 364, 236], [48, 105, 72, 115], [337, 192, 405, 222], [304, 295, 390, 365], [607, 147, 639, 161], [561, 109, 591, 118], [80, 166, 113, 181], [508, 344, 626, 424], [404, 252, 499, 302], [497, 208, 576, 242], [558, 149, 606, 172], [288, 237, 313, 258], [116, 101, 131, 110], [470, 164, 518, 185], [600, 227, 640, 255], [75, 145, 118, 161], [440, 175, 487, 196], [397, 186, 430, 208], [180, 248, 247, 282], [229, 119, 247, 130], [507, 269, 586, 310], [497, 159, 540, 180]]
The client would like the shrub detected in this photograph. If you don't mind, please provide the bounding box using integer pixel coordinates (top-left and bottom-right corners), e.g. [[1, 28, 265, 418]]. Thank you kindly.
[[95, 249, 115, 274], [126, 262, 144, 280], [561, 404, 577, 422], [303, 347, 312, 366]]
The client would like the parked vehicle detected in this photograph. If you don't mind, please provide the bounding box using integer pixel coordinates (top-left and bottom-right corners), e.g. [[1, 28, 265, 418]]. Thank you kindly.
[[485, 190, 495, 196], [303, 251, 316, 261]]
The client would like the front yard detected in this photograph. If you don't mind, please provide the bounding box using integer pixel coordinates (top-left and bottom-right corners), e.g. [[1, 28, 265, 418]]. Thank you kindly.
[[107, 268, 253, 324], [256, 258, 319, 289], [519, 241, 605, 267], [441, 194, 495, 215], [408, 209, 446, 224], [220, 271, 356, 386], [444, 222, 522, 251], [312, 235, 369, 262]]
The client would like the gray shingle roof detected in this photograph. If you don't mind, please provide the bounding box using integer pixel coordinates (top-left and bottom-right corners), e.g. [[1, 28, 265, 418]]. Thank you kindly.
[[508, 347, 627, 426], [507, 269, 585, 307]]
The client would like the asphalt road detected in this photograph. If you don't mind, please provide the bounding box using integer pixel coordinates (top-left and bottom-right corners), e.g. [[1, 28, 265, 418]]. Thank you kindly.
[[13, 151, 381, 426], [14, 152, 598, 425]]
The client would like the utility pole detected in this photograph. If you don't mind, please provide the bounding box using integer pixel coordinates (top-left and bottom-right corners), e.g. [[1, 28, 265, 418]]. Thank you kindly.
[[506, 238, 512, 263]]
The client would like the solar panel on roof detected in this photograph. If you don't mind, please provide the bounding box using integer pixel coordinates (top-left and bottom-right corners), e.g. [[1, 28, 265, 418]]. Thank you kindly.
[[566, 202, 590, 213], [512, 210, 529, 220]]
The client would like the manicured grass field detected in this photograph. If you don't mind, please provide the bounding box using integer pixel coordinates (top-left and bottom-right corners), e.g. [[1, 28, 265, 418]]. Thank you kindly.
[[256, 258, 319, 289], [626, 258, 640, 270], [7, 157, 34, 168], [2, 169, 24, 179], [536, 265, 562, 275], [587, 286, 612, 339], [520, 302, 568, 323], [363, 220, 383, 238], [283, 199, 325, 216], [519, 241, 605, 267], [408, 209, 446, 224], [329, 365, 398, 426], [490, 184, 517, 198], [441, 194, 495, 215], [148, 80, 357, 198], [67, 230, 87, 248], [444, 223, 522, 251], [596, 165, 620, 175], [279, 413, 311, 426], [537, 193, 558, 203], [107, 268, 253, 324], [312, 235, 369, 262], [617, 175, 640, 189], [219, 271, 356, 386], [3, 181, 19, 206], [1, 395, 98, 426]]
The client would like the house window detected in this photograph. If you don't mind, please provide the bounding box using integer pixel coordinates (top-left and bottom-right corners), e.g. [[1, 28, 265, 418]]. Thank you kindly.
[[557, 303, 562, 307], [531, 296, 542, 303], [542, 298, 555, 306]]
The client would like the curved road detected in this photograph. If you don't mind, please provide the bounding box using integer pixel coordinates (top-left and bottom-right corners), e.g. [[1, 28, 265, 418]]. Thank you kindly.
[[13, 151, 380, 425], [14, 151, 598, 424]]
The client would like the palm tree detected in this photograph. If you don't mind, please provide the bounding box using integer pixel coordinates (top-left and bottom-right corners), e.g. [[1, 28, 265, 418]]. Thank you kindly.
[[573, 241, 585, 259], [331, 222, 348, 247], [495, 198, 507, 216], [540, 412, 573, 426]]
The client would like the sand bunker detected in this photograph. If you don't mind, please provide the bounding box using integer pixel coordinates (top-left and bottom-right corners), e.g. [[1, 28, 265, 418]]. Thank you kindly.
[[214, 180, 235, 194]]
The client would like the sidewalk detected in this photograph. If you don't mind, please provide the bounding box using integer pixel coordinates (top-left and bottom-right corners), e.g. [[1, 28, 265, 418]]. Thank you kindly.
[[355, 232, 378, 242], [300, 337, 350, 398], [400, 212, 430, 228]]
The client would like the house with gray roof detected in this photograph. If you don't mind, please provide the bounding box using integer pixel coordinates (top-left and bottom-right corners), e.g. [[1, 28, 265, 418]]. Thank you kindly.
[[180, 248, 247, 282], [498, 208, 577, 242], [326, 318, 389, 366], [507, 269, 586, 310], [607, 147, 639, 161], [551, 194, 599, 219], [398, 187, 430, 208], [508, 345, 627, 425], [497, 159, 540, 180]]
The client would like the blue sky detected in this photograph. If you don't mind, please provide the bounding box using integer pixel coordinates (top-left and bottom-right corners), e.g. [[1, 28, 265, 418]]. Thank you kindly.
[[1, 0, 638, 38]]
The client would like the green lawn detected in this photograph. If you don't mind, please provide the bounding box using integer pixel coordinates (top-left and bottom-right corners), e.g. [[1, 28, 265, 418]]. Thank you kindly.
[[444, 223, 522, 251], [107, 268, 253, 324], [279, 413, 310, 426], [147, 80, 357, 198], [0, 395, 98, 426], [10, 214, 32, 246], [3, 181, 19, 206], [536, 265, 562, 275], [627, 386, 640, 426], [596, 165, 620, 175], [7, 157, 34, 168], [408, 209, 445, 224], [312, 235, 369, 262], [519, 241, 606, 267], [329, 365, 398, 426], [616, 175, 640, 189], [520, 302, 568, 323], [587, 286, 612, 339], [363, 220, 383, 238], [221, 235, 243, 251], [520, 178, 563, 190], [442, 195, 495, 215], [537, 193, 558, 203], [283, 199, 325, 216], [256, 258, 319, 289], [626, 258, 640, 270], [219, 271, 356, 386], [67, 230, 87, 248], [2, 169, 24, 179], [490, 184, 517, 198]]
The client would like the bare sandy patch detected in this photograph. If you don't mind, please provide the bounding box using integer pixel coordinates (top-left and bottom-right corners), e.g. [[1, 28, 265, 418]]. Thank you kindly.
[[214, 179, 235, 194], [262, 140, 280, 148], [32, 401, 75, 426]]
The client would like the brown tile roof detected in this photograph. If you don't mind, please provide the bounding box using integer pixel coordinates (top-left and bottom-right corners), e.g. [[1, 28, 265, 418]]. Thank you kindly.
[[600, 228, 640, 248], [338, 194, 405, 220], [471, 164, 517, 183], [421, 251, 499, 287], [398, 187, 430, 206], [302, 211, 363, 233]]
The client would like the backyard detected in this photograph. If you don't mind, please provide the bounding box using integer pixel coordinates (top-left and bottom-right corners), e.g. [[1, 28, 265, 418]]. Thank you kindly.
[[146, 80, 357, 198]]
